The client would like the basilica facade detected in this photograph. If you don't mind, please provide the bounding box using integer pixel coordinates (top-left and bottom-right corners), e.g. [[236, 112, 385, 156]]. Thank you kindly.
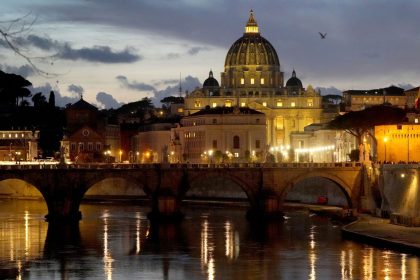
[[184, 11, 332, 147]]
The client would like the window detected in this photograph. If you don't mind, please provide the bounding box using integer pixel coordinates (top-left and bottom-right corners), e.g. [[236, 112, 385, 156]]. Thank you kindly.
[[96, 143, 101, 151], [194, 100, 201, 108], [233, 135, 240, 149], [212, 118, 217, 124], [225, 100, 232, 107], [212, 102, 217, 108], [307, 99, 313, 107], [277, 101, 283, 107], [177, 108, 184, 113], [79, 143, 84, 152], [240, 78, 245, 85], [261, 78, 265, 84], [212, 140, 217, 149], [250, 78, 255, 85], [71, 143, 76, 151], [241, 102, 246, 107], [234, 152, 239, 158], [291, 102, 296, 107], [262, 102, 267, 106], [88, 143, 93, 151], [256, 118, 260, 124], [256, 140, 261, 149]]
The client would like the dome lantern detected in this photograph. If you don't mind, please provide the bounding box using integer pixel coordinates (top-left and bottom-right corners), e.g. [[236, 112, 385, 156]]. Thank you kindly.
[[245, 10, 259, 34]]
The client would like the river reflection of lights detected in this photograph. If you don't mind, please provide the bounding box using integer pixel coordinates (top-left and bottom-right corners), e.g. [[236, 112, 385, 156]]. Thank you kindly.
[[102, 210, 114, 280], [401, 253, 407, 280], [201, 218, 215, 280], [308, 226, 317, 280], [340, 248, 354, 280], [24, 211, 29, 257], [362, 247, 373, 280], [135, 212, 141, 254], [383, 250, 391, 280], [224, 221, 239, 260]]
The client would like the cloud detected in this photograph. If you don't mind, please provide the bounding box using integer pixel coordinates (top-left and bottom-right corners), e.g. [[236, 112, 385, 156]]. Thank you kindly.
[[187, 46, 209, 55], [59, 44, 141, 63], [396, 83, 415, 90], [116, 75, 156, 91], [166, 53, 180, 59], [12, 34, 142, 64], [68, 84, 84, 96], [316, 86, 342, 96], [29, 83, 79, 107], [0, 64, 35, 78], [152, 75, 201, 104], [96, 91, 123, 109]]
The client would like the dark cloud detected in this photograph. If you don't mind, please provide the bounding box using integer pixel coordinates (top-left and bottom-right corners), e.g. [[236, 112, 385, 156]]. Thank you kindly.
[[0, 64, 35, 78], [396, 83, 415, 90], [10, 34, 141, 64], [96, 92, 123, 109], [59, 44, 140, 63], [116, 75, 156, 91], [68, 84, 84, 96]]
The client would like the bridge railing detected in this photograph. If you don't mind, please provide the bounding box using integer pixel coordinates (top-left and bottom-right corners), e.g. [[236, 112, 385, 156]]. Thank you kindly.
[[0, 161, 363, 170]]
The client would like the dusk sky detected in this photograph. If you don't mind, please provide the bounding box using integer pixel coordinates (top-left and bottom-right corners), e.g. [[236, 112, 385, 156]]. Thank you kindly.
[[1, 0, 420, 108]]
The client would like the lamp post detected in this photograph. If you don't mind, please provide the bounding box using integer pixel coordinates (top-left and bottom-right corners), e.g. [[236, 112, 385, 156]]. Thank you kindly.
[[383, 136, 388, 163]]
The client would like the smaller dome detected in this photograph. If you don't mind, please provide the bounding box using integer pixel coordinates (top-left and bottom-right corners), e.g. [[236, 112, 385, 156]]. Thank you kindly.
[[203, 70, 219, 88], [286, 69, 303, 88]]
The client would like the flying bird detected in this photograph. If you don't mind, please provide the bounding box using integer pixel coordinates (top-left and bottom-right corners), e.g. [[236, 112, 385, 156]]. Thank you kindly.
[[319, 32, 327, 39]]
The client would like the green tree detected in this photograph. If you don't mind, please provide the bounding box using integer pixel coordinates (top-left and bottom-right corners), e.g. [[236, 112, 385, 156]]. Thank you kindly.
[[32, 92, 47, 107], [160, 96, 184, 108]]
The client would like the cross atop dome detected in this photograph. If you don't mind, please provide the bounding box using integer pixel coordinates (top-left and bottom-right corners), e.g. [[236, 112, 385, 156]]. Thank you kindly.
[[245, 10, 259, 34]]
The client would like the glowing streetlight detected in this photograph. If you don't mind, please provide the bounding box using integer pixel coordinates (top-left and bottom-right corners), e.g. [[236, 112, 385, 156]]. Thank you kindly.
[[383, 136, 388, 163]]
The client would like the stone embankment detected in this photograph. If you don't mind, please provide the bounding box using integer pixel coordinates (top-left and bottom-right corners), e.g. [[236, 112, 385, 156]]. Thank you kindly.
[[342, 215, 420, 255]]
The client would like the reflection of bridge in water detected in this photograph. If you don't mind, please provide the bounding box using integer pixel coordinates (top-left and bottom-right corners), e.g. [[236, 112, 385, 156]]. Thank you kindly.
[[0, 163, 364, 222]]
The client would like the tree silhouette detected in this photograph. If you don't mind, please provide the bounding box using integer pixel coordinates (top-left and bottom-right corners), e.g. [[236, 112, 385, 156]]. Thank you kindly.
[[0, 70, 32, 106], [328, 105, 407, 145]]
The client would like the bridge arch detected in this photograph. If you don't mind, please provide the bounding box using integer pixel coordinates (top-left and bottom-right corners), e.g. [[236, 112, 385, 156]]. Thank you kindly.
[[281, 171, 354, 208], [0, 178, 45, 200], [186, 171, 255, 205], [83, 175, 148, 200]]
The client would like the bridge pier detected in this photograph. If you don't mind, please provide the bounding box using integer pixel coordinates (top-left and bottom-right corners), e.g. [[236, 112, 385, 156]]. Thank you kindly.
[[147, 194, 184, 222], [44, 198, 82, 223], [247, 195, 284, 221]]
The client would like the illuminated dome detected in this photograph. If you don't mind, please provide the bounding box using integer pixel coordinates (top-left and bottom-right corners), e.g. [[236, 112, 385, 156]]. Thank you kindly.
[[224, 10, 280, 67]]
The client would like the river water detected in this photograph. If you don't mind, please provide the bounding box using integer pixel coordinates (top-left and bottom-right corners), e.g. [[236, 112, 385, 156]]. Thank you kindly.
[[0, 200, 419, 280]]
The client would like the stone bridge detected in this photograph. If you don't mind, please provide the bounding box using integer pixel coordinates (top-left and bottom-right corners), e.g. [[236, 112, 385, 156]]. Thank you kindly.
[[0, 162, 364, 222]]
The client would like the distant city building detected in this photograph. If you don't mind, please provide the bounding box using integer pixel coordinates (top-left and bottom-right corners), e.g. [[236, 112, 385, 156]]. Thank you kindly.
[[375, 123, 420, 163], [0, 130, 39, 161], [170, 106, 266, 163], [342, 85, 406, 111], [404, 86, 420, 109], [184, 11, 329, 147], [290, 124, 356, 162], [61, 97, 120, 162]]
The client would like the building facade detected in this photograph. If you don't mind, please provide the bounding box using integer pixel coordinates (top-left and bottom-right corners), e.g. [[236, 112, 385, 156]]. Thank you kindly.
[[375, 123, 420, 163], [343, 86, 407, 111], [0, 130, 39, 162], [184, 11, 326, 147], [170, 106, 266, 163]]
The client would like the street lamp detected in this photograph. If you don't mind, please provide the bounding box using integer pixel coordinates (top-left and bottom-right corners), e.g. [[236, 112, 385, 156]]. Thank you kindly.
[[119, 150, 123, 162], [383, 136, 388, 163]]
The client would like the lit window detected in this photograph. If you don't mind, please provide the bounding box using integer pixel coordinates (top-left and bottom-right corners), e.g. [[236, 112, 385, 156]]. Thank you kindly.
[[262, 102, 267, 106], [212, 102, 217, 108], [240, 78, 245, 85], [415, 118, 419, 124], [234, 152, 239, 158], [307, 99, 313, 107], [194, 100, 201, 108], [261, 78, 265, 85], [291, 102, 296, 107], [225, 100, 232, 107], [277, 101, 283, 107], [177, 108, 184, 113], [241, 102, 246, 107], [250, 78, 255, 85]]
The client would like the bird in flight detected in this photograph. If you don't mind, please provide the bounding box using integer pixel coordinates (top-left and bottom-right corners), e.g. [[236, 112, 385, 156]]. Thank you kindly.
[[319, 32, 327, 39]]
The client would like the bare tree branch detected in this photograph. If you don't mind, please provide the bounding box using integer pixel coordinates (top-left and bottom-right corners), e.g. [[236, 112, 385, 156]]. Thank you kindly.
[[0, 14, 58, 77]]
